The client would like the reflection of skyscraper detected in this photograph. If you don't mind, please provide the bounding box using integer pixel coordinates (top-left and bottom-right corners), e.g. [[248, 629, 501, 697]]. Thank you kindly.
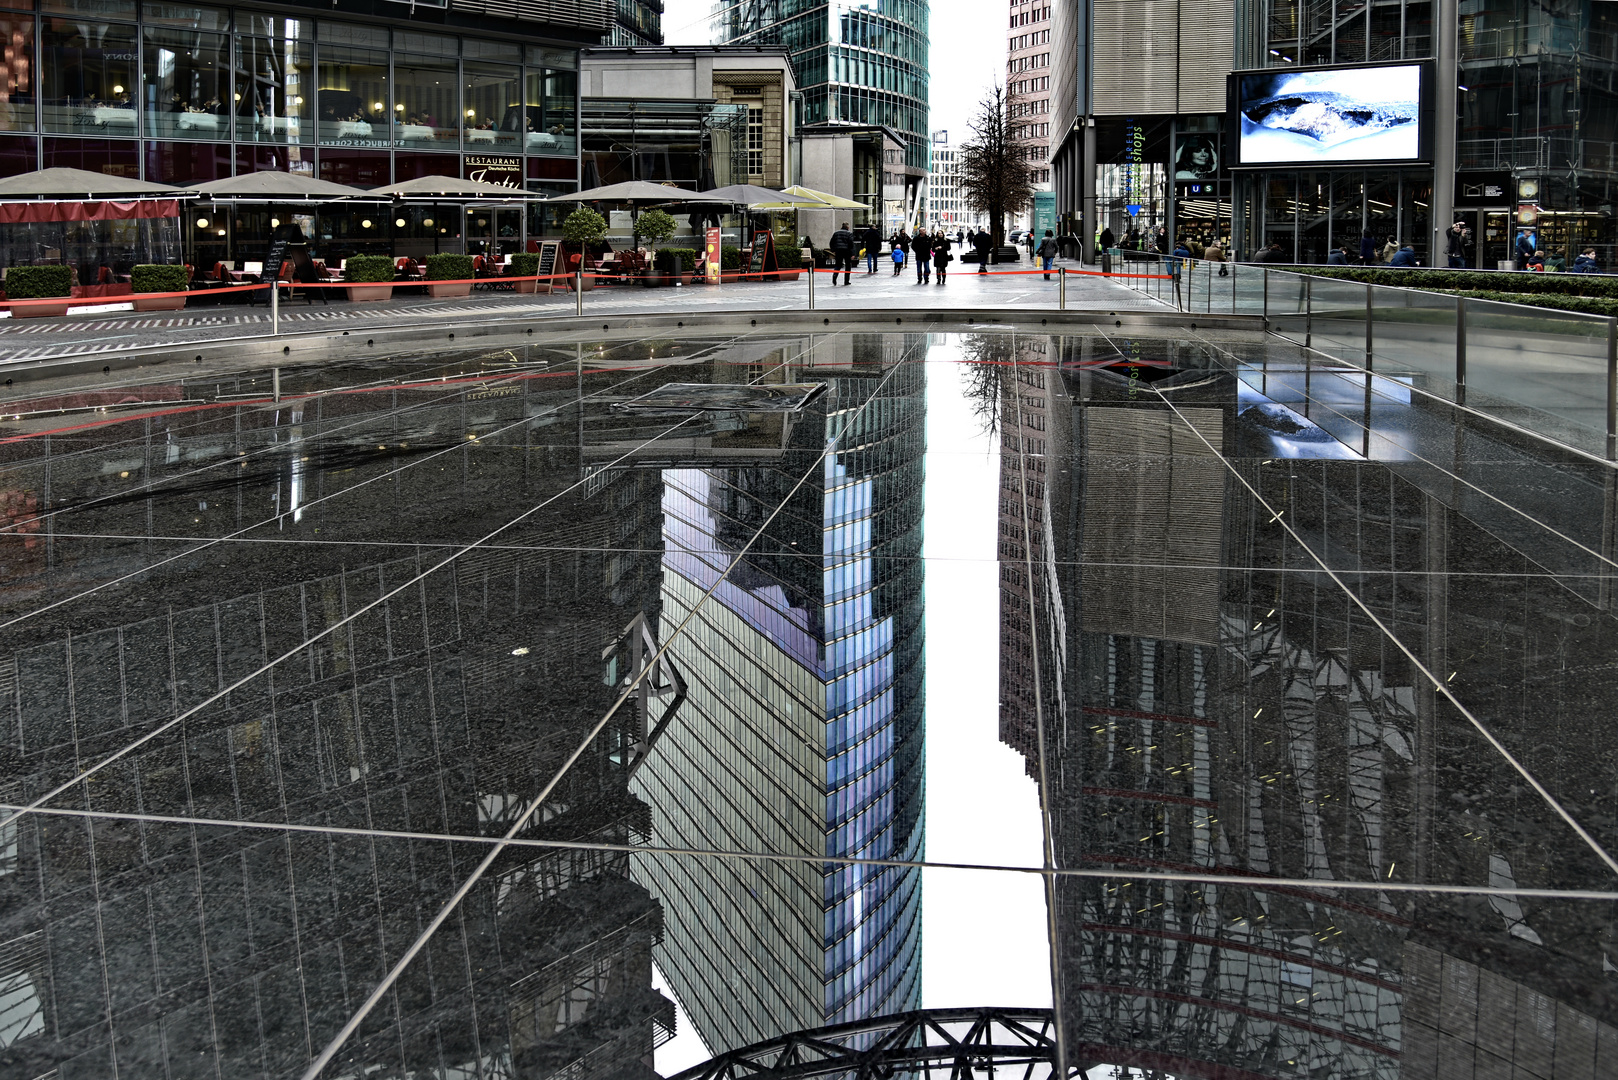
[[999, 333, 1618, 1079], [631, 337, 926, 1053], [0, 369, 680, 1079]]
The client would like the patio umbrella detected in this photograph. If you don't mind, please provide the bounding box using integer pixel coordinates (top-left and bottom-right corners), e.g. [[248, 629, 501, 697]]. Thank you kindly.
[[0, 167, 187, 201], [191, 171, 382, 202], [369, 176, 545, 200], [542, 181, 729, 207], [771, 185, 866, 211], [701, 184, 836, 209]]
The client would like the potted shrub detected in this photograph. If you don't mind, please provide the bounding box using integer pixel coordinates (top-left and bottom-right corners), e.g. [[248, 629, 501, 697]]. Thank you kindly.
[[344, 255, 395, 301], [507, 252, 541, 293], [774, 245, 804, 282], [425, 253, 474, 298], [562, 206, 607, 291], [130, 264, 188, 312], [633, 209, 678, 276], [5, 265, 73, 319], [720, 245, 742, 283]]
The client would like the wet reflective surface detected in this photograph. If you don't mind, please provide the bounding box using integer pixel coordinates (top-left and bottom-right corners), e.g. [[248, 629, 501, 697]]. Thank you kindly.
[[0, 326, 1616, 1080]]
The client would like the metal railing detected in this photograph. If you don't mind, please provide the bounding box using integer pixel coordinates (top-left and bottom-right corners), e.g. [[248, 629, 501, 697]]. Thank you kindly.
[[1114, 256, 1618, 460]]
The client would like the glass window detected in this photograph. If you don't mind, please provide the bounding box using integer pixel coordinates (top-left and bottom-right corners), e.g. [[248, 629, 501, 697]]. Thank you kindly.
[[522, 67, 574, 156], [465, 39, 519, 63], [236, 33, 312, 144], [42, 20, 138, 135], [43, 0, 136, 19], [527, 46, 575, 70], [0, 133, 35, 176], [142, 25, 230, 141], [0, 15, 36, 133], [464, 62, 519, 155], [315, 44, 387, 148], [394, 30, 453, 57], [146, 139, 229, 182], [317, 21, 385, 48], [393, 53, 456, 150], [142, 2, 227, 29]]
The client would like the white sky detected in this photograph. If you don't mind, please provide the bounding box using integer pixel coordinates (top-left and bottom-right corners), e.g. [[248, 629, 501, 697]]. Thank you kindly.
[[652, 340, 1052, 1076], [659, 0, 1002, 141]]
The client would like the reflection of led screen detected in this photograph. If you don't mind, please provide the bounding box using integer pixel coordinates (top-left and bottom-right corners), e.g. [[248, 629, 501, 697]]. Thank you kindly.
[[1236, 64, 1423, 164]]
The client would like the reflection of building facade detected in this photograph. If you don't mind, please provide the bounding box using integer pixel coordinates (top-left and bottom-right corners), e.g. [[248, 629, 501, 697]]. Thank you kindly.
[[631, 336, 926, 1053], [0, 368, 677, 1078], [997, 333, 1618, 1079]]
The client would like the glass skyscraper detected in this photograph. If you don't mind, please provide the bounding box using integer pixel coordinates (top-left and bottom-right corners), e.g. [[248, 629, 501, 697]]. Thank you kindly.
[[714, 0, 930, 172], [630, 337, 927, 1053]]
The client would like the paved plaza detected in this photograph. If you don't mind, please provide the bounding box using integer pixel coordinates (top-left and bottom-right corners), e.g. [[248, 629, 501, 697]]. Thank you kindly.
[[0, 256, 1167, 364]]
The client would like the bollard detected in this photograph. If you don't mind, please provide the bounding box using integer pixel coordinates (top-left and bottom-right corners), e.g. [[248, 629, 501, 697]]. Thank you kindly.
[[1059, 267, 1067, 311], [270, 278, 279, 336], [809, 263, 816, 310], [576, 267, 584, 316], [272, 366, 280, 403]]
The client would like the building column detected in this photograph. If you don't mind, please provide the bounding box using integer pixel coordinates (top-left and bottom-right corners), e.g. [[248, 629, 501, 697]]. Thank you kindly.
[[1430, 0, 1458, 261], [1081, 118, 1097, 264]]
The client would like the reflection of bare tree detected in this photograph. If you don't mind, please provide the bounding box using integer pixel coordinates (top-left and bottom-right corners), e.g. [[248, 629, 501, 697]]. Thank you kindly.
[[959, 336, 1012, 437]]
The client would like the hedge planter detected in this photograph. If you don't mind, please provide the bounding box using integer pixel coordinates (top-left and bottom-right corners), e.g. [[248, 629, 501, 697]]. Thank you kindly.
[[427, 281, 473, 298], [721, 271, 739, 284], [346, 284, 394, 302], [130, 265, 188, 311], [6, 265, 72, 318], [774, 269, 802, 282], [507, 254, 539, 294], [133, 293, 187, 312], [424, 254, 474, 299]]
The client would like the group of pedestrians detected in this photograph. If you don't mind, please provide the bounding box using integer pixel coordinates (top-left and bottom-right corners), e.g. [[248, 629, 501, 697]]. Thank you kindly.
[[824, 225, 1063, 285]]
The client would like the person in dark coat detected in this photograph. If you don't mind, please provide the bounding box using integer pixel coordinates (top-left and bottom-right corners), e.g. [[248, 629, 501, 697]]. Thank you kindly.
[[933, 231, 953, 284], [1359, 231, 1376, 265], [1100, 226, 1116, 252], [1037, 229, 1058, 279], [913, 229, 933, 283], [828, 222, 855, 285], [1327, 245, 1349, 265], [973, 228, 992, 273], [862, 223, 882, 274], [1515, 231, 1536, 271], [1572, 247, 1601, 274], [1446, 222, 1470, 268], [1255, 242, 1286, 263], [1389, 244, 1419, 267]]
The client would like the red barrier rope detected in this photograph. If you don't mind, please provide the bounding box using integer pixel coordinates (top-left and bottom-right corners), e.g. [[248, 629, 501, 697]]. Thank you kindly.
[[807, 266, 1175, 281], [0, 280, 270, 311]]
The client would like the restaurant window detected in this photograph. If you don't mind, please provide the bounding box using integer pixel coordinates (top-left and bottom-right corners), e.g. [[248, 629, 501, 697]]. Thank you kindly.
[[393, 53, 456, 150], [522, 64, 575, 156], [464, 63, 520, 155], [236, 21, 312, 144], [42, 19, 138, 135], [142, 25, 230, 141], [315, 44, 388, 148], [0, 15, 35, 133]]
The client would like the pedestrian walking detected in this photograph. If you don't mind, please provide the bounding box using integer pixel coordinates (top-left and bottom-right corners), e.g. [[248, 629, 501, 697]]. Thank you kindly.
[[829, 221, 855, 285], [1100, 225, 1116, 252], [913, 229, 933, 283], [974, 228, 992, 273], [891, 245, 906, 276], [863, 223, 882, 274], [1037, 229, 1058, 280], [934, 231, 952, 284], [1359, 231, 1376, 265], [1205, 237, 1228, 276], [1382, 237, 1399, 264]]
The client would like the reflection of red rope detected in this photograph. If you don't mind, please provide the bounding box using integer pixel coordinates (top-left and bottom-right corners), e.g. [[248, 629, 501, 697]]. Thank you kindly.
[[808, 266, 1175, 279]]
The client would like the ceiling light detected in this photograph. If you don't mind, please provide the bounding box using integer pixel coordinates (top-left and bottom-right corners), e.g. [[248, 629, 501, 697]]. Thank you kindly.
[[395, 217, 405, 227]]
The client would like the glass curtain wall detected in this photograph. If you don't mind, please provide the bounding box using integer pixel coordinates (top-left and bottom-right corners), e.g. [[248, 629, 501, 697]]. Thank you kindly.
[[0, 12, 36, 133], [235, 17, 312, 146], [524, 49, 577, 156]]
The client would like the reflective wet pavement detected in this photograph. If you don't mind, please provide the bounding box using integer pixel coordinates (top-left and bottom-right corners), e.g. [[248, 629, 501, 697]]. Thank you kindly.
[[0, 324, 1615, 1080]]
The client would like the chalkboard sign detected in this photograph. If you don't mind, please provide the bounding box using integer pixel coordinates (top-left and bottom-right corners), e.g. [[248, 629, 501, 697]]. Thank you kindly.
[[260, 237, 290, 282], [749, 230, 778, 277], [536, 240, 560, 292]]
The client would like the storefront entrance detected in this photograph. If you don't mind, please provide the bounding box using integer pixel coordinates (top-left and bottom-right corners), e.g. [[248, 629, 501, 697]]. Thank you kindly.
[[467, 204, 525, 256]]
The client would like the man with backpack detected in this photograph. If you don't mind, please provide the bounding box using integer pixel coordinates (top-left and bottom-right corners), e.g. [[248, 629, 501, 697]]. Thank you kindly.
[[1037, 230, 1058, 280], [828, 222, 855, 285]]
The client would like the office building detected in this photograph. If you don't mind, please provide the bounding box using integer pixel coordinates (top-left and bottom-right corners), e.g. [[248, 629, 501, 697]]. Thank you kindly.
[[923, 130, 977, 231], [631, 336, 927, 1053], [714, 0, 928, 228], [607, 0, 661, 47], [1005, 0, 1052, 233], [1051, 0, 1618, 265]]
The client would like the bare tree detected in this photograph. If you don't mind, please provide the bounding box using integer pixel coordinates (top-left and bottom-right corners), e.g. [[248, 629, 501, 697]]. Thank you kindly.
[[960, 84, 1036, 259]]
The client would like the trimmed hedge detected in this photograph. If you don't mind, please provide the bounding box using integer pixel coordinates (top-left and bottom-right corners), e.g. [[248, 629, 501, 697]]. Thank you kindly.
[[5, 265, 72, 299], [655, 247, 698, 274], [344, 255, 395, 283], [776, 245, 803, 270], [426, 253, 473, 281], [507, 252, 539, 276], [720, 245, 742, 271], [1449, 290, 1618, 317], [1293, 264, 1618, 299], [131, 264, 187, 293]]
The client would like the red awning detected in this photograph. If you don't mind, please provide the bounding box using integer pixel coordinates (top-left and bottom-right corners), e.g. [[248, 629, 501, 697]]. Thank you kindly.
[[0, 199, 180, 224]]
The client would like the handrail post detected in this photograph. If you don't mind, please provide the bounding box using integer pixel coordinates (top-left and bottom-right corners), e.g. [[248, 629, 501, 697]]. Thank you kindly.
[[1455, 297, 1467, 406], [1059, 267, 1066, 311], [269, 278, 279, 337], [1262, 269, 1269, 325], [1365, 283, 1374, 370], [1304, 275, 1312, 348], [576, 266, 584, 316], [808, 263, 815, 310], [1607, 316, 1616, 460]]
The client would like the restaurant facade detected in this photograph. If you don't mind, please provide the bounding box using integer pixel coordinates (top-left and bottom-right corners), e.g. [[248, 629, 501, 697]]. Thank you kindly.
[[0, 0, 601, 268]]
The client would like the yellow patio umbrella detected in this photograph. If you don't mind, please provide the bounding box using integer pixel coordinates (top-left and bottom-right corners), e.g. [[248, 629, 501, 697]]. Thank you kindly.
[[752, 185, 867, 211]]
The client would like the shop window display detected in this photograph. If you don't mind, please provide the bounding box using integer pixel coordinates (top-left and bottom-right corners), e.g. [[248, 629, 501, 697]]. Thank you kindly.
[[42, 19, 138, 135]]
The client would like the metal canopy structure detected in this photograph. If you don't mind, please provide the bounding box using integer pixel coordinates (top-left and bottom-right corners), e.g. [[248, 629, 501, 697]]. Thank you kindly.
[[666, 1009, 1059, 1080]]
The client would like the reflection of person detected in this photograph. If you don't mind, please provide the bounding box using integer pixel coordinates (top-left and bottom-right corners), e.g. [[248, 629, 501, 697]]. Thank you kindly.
[[1175, 135, 1217, 179]]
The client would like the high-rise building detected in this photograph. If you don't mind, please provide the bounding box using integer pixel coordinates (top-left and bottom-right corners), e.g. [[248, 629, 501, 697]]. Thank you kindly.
[[631, 336, 927, 1054], [1005, 0, 1053, 199], [608, 0, 663, 46], [714, 0, 929, 221], [925, 131, 971, 230]]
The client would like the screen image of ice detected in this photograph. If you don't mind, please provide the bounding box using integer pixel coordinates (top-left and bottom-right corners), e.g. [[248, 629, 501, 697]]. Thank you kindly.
[[1239, 65, 1421, 164]]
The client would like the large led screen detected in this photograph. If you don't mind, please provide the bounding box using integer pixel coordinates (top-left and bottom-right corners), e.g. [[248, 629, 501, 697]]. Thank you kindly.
[[1235, 64, 1425, 165]]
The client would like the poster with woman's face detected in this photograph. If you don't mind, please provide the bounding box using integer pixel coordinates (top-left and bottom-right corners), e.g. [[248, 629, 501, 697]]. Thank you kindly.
[[1175, 135, 1218, 180]]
